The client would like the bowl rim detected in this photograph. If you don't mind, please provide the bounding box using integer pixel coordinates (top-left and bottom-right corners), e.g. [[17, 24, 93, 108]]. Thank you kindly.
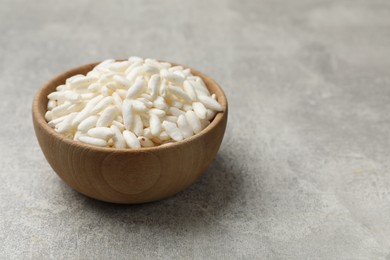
[[32, 60, 228, 153]]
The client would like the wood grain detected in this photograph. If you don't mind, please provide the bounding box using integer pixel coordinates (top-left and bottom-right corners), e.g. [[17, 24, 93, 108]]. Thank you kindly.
[[32, 62, 228, 204]]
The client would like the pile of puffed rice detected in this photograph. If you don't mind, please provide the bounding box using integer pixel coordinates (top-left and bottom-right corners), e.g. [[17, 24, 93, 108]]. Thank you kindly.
[[45, 57, 223, 148]]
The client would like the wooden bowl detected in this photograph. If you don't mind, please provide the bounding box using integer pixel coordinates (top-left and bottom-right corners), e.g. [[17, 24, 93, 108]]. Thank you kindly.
[[32, 62, 228, 204]]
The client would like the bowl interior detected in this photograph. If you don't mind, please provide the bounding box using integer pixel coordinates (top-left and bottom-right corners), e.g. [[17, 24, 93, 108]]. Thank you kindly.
[[33, 61, 228, 153]]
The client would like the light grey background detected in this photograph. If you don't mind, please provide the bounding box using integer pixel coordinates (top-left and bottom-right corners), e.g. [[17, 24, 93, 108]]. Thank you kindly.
[[1, 0, 390, 259]]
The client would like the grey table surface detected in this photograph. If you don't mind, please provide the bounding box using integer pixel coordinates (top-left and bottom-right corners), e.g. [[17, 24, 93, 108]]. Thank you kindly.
[[1, 0, 390, 259]]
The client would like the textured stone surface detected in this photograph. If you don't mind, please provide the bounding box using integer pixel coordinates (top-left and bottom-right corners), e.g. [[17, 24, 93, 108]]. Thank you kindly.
[[1, 0, 390, 259]]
